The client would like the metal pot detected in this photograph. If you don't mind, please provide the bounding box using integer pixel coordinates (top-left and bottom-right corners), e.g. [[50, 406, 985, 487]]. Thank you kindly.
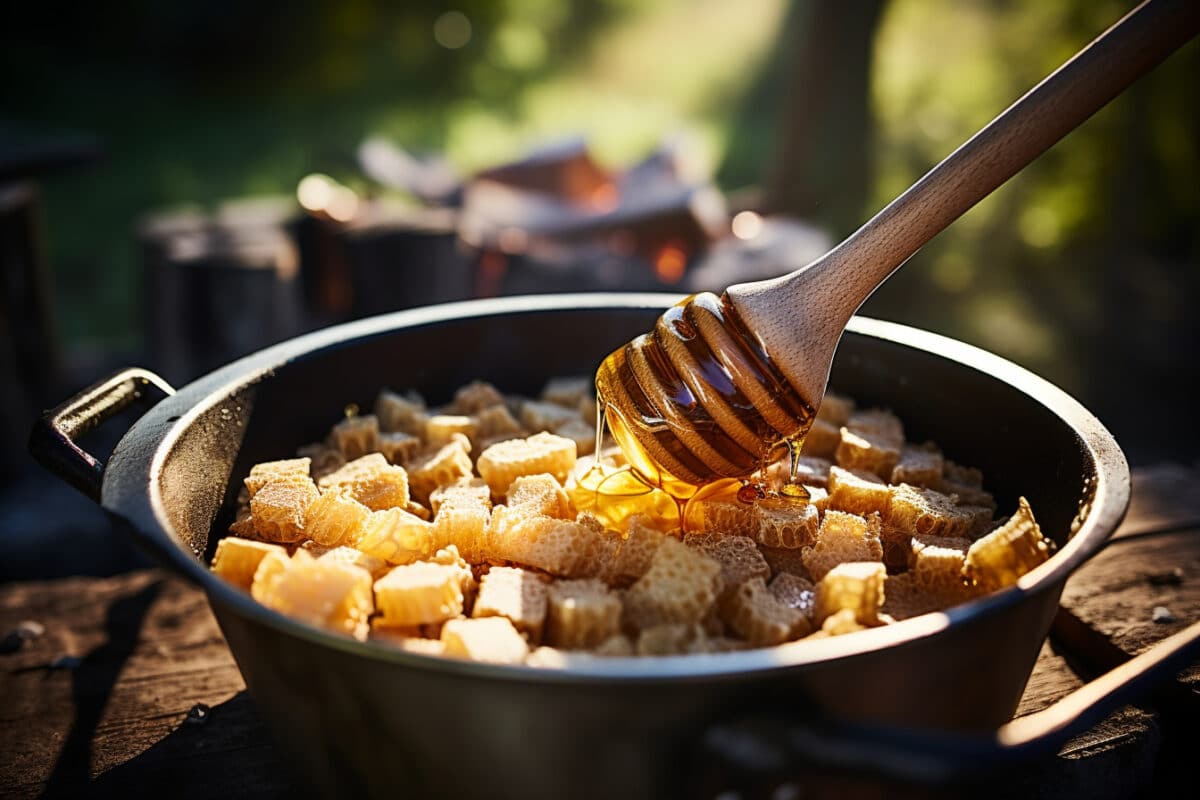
[[30, 294, 1200, 799]]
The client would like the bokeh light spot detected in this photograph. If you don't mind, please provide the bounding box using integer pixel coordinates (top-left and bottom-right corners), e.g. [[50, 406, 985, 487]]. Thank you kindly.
[[434, 11, 472, 50]]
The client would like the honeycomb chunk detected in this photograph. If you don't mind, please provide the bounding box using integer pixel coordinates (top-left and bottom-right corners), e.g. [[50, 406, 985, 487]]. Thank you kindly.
[[475, 404, 524, 440], [356, 507, 435, 565], [449, 380, 506, 415], [623, 538, 721, 630], [519, 400, 580, 433], [964, 498, 1051, 592], [554, 418, 598, 457], [545, 578, 622, 649], [768, 572, 816, 619], [888, 484, 981, 539], [907, 535, 974, 606], [473, 566, 548, 643], [249, 478, 320, 543], [477, 432, 576, 495], [374, 389, 429, 436], [943, 460, 984, 488], [725, 577, 808, 645], [695, 497, 819, 549], [317, 545, 388, 578], [252, 556, 374, 640], [329, 414, 381, 461], [369, 623, 447, 656], [212, 537, 286, 590], [758, 545, 811, 580], [507, 473, 573, 519], [599, 514, 666, 587], [408, 434, 474, 505], [490, 514, 604, 578], [891, 444, 944, 488], [826, 466, 892, 517], [635, 623, 708, 656], [296, 444, 345, 481], [245, 458, 312, 498], [813, 561, 887, 626], [425, 414, 478, 448], [374, 561, 465, 626], [540, 376, 592, 409], [683, 532, 770, 601], [431, 497, 491, 563], [802, 418, 841, 459], [318, 453, 410, 512], [946, 481, 998, 514], [801, 510, 884, 581], [378, 432, 421, 466], [304, 489, 371, 547], [429, 477, 492, 516], [441, 617, 529, 664], [815, 391, 855, 425]]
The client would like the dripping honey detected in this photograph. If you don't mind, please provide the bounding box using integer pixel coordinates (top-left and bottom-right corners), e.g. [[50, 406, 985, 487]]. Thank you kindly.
[[594, 292, 816, 501]]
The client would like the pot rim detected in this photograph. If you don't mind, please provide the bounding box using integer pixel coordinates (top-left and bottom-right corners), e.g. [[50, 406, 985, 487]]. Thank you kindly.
[[103, 292, 1129, 683]]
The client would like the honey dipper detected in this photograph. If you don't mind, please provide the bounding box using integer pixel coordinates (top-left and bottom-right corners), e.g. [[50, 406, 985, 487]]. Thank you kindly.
[[596, 0, 1199, 496]]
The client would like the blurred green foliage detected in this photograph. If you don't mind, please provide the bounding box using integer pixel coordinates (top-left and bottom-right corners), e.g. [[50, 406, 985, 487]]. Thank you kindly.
[[2, 0, 1195, 458]]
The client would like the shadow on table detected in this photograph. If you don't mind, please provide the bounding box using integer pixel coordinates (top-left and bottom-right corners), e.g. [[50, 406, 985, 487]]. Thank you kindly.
[[83, 691, 291, 799]]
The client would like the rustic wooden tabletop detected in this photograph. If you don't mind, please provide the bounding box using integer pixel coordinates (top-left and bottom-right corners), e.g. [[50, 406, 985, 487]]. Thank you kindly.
[[2, 465, 1198, 799]]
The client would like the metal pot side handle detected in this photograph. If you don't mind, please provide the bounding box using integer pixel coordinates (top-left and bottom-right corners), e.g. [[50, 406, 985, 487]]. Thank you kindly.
[[699, 618, 1200, 789], [28, 367, 176, 502]]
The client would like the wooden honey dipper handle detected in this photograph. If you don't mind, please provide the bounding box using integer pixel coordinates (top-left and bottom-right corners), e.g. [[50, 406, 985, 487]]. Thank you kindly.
[[727, 0, 1200, 405]]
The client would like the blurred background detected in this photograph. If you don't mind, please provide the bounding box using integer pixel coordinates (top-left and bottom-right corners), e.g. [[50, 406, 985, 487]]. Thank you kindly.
[[1, 0, 1196, 577]]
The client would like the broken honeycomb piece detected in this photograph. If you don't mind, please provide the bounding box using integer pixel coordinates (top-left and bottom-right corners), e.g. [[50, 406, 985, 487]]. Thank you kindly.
[[725, 576, 808, 646], [964, 498, 1051, 592], [329, 414, 381, 461], [519, 400, 580, 433], [477, 432, 576, 495], [475, 404, 524, 440], [888, 484, 981, 539], [907, 535, 974, 606], [374, 389, 429, 436], [449, 381, 506, 415], [635, 623, 709, 656], [813, 561, 887, 626], [369, 622, 448, 656], [623, 538, 721, 630], [408, 434, 474, 505], [943, 460, 984, 488], [431, 497, 491, 563], [540, 376, 592, 409], [212, 537, 287, 590], [245, 458, 312, 498], [429, 477, 492, 516], [507, 473, 574, 519], [441, 617, 529, 664], [836, 428, 902, 479], [490, 514, 604, 578], [801, 510, 884, 581], [599, 514, 666, 587], [317, 545, 388, 578], [253, 556, 374, 640], [683, 531, 770, 601], [473, 566, 548, 643], [763, 455, 833, 490], [374, 561, 465, 626], [554, 418, 597, 457], [425, 414, 478, 448], [378, 432, 421, 466], [356, 507, 435, 565], [545, 578, 622, 649], [758, 545, 811, 580], [304, 488, 371, 547], [826, 466, 893, 517], [768, 572, 816, 620], [802, 418, 841, 459], [891, 443, 944, 488], [249, 478, 320, 543], [695, 497, 819, 550], [296, 444, 346, 481], [815, 391, 855, 426], [317, 453, 410, 512]]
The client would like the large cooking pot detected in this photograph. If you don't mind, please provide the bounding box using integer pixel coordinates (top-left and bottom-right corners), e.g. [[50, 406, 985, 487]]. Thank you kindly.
[[30, 294, 1200, 798]]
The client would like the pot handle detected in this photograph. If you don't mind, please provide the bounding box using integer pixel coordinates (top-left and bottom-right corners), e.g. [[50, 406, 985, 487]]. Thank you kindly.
[[698, 617, 1200, 791], [29, 367, 175, 502]]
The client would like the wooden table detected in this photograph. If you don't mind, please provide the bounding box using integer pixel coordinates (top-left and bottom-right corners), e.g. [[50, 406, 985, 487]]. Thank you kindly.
[[3, 466, 1198, 799]]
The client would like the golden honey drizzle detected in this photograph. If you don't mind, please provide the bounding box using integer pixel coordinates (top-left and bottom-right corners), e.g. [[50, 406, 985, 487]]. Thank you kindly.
[[592, 292, 817, 524]]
